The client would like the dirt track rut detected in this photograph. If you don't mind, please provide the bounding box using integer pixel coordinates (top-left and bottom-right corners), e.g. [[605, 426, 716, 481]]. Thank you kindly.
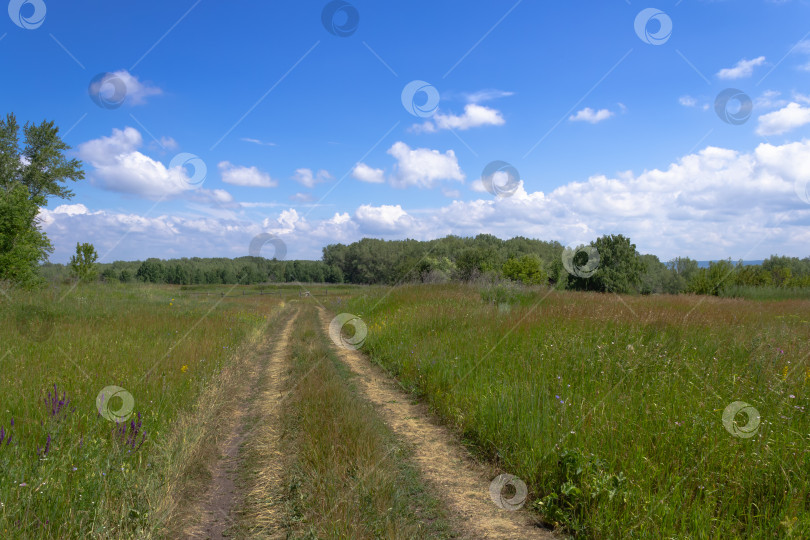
[[317, 307, 554, 540]]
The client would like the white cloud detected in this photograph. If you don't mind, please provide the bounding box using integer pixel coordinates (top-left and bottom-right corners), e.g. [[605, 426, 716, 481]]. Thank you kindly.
[[569, 107, 614, 124], [387, 142, 465, 189], [290, 192, 314, 203], [89, 70, 162, 106], [44, 140, 810, 263], [77, 127, 202, 200], [755, 90, 788, 110], [464, 89, 514, 103], [351, 163, 385, 184], [355, 204, 415, 233], [679, 95, 697, 107], [293, 168, 332, 188], [442, 188, 461, 199], [414, 104, 505, 133], [756, 102, 810, 136], [716, 56, 766, 80], [218, 161, 277, 187], [241, 137, 276, 147], [52, 204, 89, 216]]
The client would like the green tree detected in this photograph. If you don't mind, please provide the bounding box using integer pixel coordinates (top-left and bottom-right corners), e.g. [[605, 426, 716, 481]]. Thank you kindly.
[[0, 114, 84, 286], [502, 254, 548, 285], [567, 235, 645, 294], [0, 184, 52, 286], [69, 242, 99, 282]]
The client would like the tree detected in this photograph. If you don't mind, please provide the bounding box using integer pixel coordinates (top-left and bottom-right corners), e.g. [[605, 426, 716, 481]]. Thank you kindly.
[[566, 234, 645, 294], [502, 254, 548, 285], [0, 184, 52, 286], [136, 259, 166, 283], [0, 114, 84, 286], [69, 242, 99, 282]]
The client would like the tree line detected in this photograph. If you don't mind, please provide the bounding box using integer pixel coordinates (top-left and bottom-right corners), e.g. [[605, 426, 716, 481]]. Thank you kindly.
[[37, 234, 810, 298], [3, 113, 809, 297]]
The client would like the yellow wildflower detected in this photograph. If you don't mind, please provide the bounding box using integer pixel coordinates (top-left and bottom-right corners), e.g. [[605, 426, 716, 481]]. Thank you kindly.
[[181, 365, 188, 373]]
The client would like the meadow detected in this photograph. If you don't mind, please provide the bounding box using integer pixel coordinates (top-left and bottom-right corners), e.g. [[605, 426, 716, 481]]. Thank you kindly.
[[2, 281, 807, 538], [0, 283, 285, 537], [343, 284, 810, 538]]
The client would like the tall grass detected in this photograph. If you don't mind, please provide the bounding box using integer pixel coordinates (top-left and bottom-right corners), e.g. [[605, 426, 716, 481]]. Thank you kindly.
[[0, 283, 280, 538], [346, 284, 809, 538], [720, 285, 810, 301]]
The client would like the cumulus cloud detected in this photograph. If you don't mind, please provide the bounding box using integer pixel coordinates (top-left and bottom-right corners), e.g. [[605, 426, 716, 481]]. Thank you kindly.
[[44, 140, 810, 263], [756, 102, 810, 136], [293, 168, 332, 188], [89, 70, 162, 106], [77, 127, 203, 200], [351, 163, 385, 184], [569, 107, 614, 124], [218, 161, 277, 187], [716, 56, 766, 80], [387, 142, 465, 189], [354, 204, 415, 233], [413, 104, 505, 133]]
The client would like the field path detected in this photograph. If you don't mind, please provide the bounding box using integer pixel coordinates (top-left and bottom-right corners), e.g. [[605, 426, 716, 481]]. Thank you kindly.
[[192, 308, 298, 539], [317, 307, 554, 540]]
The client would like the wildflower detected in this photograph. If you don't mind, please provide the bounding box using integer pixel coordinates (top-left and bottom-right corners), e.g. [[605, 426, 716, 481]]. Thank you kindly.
[[181, 365, 189, 373], [783, 365, 789, 380]]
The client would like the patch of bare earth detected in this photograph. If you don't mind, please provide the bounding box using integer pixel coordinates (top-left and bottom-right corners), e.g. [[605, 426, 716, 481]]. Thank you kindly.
[[318, 307, 555, 540], [187, 309, 298, 539]]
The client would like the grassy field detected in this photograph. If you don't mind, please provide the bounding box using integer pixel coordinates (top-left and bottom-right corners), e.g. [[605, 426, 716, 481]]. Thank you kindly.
[[0, 283, 285, 538], [340, 284, 810, 538]]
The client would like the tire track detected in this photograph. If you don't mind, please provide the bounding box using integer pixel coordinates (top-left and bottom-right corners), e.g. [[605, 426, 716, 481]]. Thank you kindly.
[[191, 308, 298, 539], [317, 307, 555, 540]]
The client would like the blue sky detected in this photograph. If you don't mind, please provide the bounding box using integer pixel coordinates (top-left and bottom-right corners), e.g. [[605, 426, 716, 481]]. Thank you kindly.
[[4, 0, 810, 262]]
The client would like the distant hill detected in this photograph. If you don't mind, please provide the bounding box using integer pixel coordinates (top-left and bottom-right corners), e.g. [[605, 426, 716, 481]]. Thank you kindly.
[[696, 260, 764, 268]]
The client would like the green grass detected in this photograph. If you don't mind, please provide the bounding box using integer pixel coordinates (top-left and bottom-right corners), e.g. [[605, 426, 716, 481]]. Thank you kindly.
[[720, 285, 810, 301], [343, 284, 810, 539], [0, 283, 281, 538]]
